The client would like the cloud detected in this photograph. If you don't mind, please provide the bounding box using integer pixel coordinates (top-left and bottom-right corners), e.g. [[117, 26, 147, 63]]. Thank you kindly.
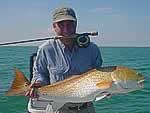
[[91, 7, 113, 13]]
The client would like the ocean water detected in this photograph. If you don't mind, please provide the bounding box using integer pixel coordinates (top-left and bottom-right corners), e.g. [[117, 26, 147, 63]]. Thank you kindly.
[[0, 46, 150, 113]]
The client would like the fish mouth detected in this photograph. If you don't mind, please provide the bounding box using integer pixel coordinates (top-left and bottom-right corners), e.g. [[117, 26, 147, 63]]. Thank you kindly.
[[113, 79, 144, 90]]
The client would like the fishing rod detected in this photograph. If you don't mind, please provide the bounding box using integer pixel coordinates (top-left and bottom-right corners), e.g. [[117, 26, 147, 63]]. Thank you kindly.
[[0, 32, 98, 48], [0, 36, 60, 46]]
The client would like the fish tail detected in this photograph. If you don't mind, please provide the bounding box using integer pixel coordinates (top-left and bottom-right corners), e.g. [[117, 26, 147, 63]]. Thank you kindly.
[[5, 67, 30, 96]]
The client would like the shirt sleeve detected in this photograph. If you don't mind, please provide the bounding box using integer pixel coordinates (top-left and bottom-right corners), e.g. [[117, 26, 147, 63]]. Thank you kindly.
[[31, 46, 50, 85], [91, 43, 103, 68]]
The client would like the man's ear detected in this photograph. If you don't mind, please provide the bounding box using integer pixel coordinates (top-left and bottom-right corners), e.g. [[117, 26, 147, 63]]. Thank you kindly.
[[53, 23, 56, 28], [53, 23, 57, 32]]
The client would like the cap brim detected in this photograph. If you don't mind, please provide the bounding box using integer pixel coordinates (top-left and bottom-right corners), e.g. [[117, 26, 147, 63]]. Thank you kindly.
[[53, 15, 77, 23]]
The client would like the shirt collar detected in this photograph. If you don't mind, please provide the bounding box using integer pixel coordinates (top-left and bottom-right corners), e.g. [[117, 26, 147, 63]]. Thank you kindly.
[[57, 39, 79, 52]]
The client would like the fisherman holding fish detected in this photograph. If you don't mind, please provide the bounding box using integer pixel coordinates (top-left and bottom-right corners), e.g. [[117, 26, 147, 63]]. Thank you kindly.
[[25, 6, 103, 113]]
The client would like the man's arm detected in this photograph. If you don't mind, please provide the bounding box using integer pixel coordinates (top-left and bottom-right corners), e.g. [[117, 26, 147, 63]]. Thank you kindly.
[[32, 46, 50, 85], [25, 46, 49, 98]]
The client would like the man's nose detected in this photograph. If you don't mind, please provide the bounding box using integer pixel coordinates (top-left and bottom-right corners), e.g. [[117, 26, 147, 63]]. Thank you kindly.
[[63, 25, 69, 33]]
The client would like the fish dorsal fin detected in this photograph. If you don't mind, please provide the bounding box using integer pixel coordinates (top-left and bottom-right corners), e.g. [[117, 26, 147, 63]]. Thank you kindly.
[[96, 81, 113, 89]]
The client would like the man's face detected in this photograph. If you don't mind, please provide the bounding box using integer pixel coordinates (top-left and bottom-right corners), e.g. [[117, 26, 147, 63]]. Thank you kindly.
[[53, 20, 77, 37]]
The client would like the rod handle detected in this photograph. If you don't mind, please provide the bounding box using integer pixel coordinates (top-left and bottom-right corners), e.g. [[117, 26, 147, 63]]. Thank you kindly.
[[88, 32, 98, 36]]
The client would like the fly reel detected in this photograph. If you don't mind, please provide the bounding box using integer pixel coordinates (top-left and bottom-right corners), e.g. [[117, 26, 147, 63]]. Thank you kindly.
[[75, 32, 98, 48]]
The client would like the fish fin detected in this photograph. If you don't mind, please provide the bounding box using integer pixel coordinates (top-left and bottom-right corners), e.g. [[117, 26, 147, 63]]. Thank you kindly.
[[95, 95, 108, 101], [46, 103, 53, 113], [95, 92, 111, 102], [96, 81, 113, 89], [5, 67, 30, 96], [46, 102, 65, 113]]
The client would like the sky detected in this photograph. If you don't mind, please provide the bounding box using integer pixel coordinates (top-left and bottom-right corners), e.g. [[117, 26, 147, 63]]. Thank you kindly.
[[0, 0, 150, 47]]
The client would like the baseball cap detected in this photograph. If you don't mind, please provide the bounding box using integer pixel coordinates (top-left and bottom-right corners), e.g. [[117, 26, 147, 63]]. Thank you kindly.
[[53, 7, 77, 23]]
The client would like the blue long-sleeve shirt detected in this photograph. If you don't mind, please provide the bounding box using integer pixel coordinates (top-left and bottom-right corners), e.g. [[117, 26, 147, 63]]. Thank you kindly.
[[32, 39, 103, 85]]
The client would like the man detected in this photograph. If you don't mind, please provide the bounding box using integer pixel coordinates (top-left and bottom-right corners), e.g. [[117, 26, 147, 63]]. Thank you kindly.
[[26, 7, 103, 113]]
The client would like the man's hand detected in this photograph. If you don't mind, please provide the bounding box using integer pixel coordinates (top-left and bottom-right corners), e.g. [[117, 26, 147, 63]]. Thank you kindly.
[[25, 81, 42, 98]]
